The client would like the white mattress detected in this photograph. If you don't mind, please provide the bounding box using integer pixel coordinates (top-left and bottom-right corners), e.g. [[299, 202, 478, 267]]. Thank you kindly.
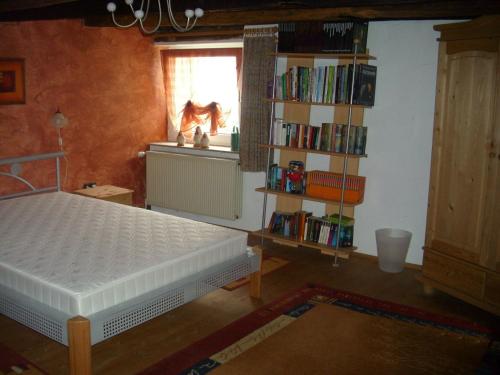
[[0, 192, 248, 317]]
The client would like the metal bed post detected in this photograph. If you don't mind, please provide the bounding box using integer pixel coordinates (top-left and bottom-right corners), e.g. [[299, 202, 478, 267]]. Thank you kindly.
[[0, 151, 65, 200]]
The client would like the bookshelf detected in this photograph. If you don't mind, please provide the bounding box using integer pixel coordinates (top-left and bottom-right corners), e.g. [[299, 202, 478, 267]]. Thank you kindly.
[[257, 230, 356, 259], [254, 187, 360, 206], [254, 48, 376, 263], [259, 144, 367, 158], [265, 98, 370, 108]]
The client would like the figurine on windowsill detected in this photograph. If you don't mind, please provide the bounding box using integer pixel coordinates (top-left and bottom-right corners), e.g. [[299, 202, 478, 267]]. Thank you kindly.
[[176, 131, 185, 146], [201, 132, 210, 149], [193, 126, 202, 147]]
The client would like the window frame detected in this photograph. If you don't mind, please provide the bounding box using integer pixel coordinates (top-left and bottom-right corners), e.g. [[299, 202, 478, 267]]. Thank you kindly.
[[161, 46, 243, 147]]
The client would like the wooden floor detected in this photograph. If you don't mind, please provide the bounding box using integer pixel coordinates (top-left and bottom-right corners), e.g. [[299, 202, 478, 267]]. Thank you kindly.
[[1, 236, 499, 374]]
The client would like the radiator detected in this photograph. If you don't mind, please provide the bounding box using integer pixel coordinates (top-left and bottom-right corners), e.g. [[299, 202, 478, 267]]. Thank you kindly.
[[146, 151, 242, 220]]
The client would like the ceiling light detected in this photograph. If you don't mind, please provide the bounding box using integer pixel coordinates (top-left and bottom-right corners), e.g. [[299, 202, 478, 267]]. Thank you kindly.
[[106, 0, 204, 34]]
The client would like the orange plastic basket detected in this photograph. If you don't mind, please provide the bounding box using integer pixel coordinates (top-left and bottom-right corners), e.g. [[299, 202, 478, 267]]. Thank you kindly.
[[306, 170, 365, 204]]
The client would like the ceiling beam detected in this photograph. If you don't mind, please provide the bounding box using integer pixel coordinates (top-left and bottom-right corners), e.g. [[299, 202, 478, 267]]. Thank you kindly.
[[0, 0, 78, 12], [84, 2, 500, 29]]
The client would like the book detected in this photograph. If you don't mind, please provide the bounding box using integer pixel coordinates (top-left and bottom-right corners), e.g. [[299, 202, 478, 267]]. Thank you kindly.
[[322, 66, 328, 103], [320, 123, 333, 152], [334, 124, 343, 153], [341, 124, 348, 152], [297, 211, 312, 241], [278, 21, 368, 54], [321, 21, 369, 54], [267, 163, 278, 189], [354, 126, 368, 155], [326, 65, 335, 103], [327, 213, 355, 226], [348, 126, 356, 154], [277, 23, 296, 52], [353, 64, 377, 106], [273, 118, 283, 145], [289, 123, 297, 148]]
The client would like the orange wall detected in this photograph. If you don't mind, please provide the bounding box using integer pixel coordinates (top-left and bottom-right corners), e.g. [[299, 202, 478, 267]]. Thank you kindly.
[[0, 20, 166, 204]]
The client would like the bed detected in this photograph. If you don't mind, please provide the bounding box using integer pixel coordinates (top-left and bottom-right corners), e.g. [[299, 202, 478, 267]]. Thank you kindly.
[[0, 152, 262, 375]]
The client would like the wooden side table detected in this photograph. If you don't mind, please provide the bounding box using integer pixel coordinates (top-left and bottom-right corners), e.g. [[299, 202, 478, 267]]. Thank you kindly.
[[73, 185, 134, 205]]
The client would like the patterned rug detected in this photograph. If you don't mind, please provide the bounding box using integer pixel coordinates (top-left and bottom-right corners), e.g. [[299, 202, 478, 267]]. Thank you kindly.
[[0, 343, 47, 375], [140, 283, 499, 375], [222, 256, 289, 291]]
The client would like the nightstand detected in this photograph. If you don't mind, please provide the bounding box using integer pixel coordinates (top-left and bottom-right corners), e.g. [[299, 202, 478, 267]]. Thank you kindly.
[[73, 185, 134, 205]]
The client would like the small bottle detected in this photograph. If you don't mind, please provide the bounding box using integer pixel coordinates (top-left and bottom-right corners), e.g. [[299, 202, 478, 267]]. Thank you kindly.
[[231, 126, 240, 152]]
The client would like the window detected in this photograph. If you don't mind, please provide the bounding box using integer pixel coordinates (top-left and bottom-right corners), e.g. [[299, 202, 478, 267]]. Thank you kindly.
[[162, 48, 242, 146]]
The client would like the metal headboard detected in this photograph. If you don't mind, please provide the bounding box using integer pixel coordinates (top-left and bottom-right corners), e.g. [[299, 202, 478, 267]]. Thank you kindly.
[[0, 152, 64, 200]]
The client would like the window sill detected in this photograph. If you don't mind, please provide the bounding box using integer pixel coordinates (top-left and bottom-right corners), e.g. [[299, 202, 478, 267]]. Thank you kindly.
[[149, 142, 239, 160]]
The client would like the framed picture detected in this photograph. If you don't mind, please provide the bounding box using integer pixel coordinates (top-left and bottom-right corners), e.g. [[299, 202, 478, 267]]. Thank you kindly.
[[0, 58, 26, 105]]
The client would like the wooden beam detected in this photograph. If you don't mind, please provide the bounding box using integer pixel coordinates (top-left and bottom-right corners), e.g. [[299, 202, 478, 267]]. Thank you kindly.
[[0, 0, 78, 12], [84, 2, 500, 29], [154, 28, 244, 42]]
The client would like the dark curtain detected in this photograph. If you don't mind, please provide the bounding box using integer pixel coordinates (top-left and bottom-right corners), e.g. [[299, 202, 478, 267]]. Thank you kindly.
[[240, 26, 278, 172]]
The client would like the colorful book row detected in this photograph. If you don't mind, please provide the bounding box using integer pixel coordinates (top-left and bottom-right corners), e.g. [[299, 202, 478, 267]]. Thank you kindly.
[[305, 215, 354, 248], [273, 63, 377, 106], [268, 210, 355, 248], [268, 210, 311, 240], [272, 120, 367, 155]]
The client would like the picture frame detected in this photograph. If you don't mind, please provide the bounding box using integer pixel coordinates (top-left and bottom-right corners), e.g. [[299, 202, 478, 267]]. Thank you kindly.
[[0, 58, 26, 105]]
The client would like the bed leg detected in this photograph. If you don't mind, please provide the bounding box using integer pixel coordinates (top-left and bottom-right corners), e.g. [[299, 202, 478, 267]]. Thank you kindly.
[[68, 316, 92, 375], [249, 245, 263, 299]]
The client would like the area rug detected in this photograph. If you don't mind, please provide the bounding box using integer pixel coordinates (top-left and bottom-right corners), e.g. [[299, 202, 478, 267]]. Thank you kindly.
[[0, 343, 47, 375], [139, 283, 499, 375], [222, 256, 289, 291]]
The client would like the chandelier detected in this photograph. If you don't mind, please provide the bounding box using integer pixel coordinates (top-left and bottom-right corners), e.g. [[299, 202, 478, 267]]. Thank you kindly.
[[106, 0, 204, 34]]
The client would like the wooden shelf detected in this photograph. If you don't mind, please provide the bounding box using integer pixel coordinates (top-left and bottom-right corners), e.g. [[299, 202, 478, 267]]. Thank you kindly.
[[273, 52, 376, 60], [255, 188, 361, 206], [265, 98, 371, 108], [251, 229, 355, 259], [257, 50, 372, 262], [259, 144, 367, 158]]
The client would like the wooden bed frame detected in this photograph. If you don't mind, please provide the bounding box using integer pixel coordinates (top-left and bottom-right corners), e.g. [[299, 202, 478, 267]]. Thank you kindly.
[[66, 248, 262, 375], [0, 152, 263, 375]]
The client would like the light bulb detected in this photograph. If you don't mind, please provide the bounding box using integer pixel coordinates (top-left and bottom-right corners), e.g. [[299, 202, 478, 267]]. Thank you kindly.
[[185, 9, 194, 18], [106, 2, 116, 12], [134, 9, 144, 19], [194, 8, 204, 18]]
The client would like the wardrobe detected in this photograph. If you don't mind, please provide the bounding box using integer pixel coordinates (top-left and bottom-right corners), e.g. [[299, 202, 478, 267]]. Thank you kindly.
[[421, 16, 500, 315]]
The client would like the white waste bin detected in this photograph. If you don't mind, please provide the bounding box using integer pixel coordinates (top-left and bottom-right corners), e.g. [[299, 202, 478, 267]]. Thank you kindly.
[[375, 228, 412, 273]]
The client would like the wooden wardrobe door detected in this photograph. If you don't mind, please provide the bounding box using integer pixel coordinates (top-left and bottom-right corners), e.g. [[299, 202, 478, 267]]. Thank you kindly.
[[480, 53, 500, 272], [426, 49, 497, 264]]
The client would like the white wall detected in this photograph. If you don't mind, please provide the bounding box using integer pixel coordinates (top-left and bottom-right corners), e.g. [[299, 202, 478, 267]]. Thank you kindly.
[[354, 20, 447, 265], [157, 20, 454, 265]]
